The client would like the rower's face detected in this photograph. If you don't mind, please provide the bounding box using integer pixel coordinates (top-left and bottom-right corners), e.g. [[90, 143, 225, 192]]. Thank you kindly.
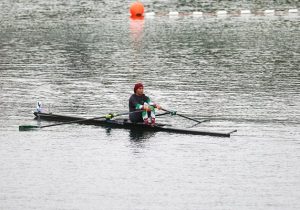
[[136, 87, 144, 95]]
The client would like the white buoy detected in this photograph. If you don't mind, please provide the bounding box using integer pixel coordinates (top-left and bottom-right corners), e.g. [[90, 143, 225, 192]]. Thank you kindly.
[[288, 9, 298, 13], [169, 11, 179, 16], [216, 10, 227, 16], [264, 9, 275, 14], [192, 11, 203, 17], [145, 12, 155, 17], [240, 10, 251, 15]]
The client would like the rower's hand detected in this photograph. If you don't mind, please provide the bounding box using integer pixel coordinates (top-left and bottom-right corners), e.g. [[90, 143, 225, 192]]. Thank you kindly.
[[143, 105, 151, 112], [150, 106, 155, 111], [155, 104, 161, 110]]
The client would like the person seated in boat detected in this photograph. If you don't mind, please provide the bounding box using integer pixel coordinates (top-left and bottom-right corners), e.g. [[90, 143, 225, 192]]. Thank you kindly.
[[129, 83, 161, 125]]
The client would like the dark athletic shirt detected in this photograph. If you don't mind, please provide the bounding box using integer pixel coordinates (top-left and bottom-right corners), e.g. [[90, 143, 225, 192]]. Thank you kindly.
[[129, 94, 150, 122]]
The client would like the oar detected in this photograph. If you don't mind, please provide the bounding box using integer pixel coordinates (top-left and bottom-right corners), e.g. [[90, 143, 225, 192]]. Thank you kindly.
[[155, 112, 171, 117], [19, 110, 142, 131], [161, 108, 208, 124]]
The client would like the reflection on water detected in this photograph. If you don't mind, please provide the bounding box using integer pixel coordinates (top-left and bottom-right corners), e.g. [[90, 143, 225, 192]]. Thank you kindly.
[[104, 127, 113, 136], [104, 126, 155, 141], [129, 16, 145, 51], [129, 128, 156, 141]]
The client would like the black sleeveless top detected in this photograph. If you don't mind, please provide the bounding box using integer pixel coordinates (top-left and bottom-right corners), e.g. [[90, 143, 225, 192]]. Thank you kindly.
[[128, 94, 150, 122]]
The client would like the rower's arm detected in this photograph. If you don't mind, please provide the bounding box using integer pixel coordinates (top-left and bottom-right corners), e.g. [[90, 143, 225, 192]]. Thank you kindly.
[[146, 97, 161, 110], [135, 104, 144, 110]]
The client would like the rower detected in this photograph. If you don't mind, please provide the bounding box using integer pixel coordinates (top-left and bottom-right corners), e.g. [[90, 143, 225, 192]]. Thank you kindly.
[[129, 83, 161, 126]]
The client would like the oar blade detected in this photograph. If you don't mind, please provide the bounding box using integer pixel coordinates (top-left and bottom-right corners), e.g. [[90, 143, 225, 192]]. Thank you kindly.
[[19, 125, 39, 131]]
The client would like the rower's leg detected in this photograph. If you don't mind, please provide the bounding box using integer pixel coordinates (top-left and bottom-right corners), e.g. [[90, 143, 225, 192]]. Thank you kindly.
[[150, 110, 156, 125], [142, 111, 149, 125]]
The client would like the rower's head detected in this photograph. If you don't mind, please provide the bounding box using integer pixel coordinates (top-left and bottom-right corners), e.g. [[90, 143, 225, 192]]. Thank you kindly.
[[134, 83, 144, 96]]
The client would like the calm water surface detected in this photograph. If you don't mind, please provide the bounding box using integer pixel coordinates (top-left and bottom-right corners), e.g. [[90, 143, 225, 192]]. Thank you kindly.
[[0, 1, 300, 210]]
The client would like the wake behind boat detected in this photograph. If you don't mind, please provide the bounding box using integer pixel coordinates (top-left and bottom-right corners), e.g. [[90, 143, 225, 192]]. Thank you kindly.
[[27, 111, 237, 137]]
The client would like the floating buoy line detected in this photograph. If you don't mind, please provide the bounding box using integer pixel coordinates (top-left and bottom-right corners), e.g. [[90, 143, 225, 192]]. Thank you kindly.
[[143, 8, 299, 18], [129, 1, 298, 18]]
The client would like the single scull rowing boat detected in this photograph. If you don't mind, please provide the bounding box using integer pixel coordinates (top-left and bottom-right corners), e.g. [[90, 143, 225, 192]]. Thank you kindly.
[[28, 111, 237, 137]]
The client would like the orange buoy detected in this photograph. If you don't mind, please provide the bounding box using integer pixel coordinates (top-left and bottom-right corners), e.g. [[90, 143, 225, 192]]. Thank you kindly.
[[130, 1, 145, 17]]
